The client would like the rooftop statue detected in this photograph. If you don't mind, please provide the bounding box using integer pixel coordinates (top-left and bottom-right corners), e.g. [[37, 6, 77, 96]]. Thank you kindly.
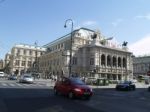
[[122, 41, 128, 47]]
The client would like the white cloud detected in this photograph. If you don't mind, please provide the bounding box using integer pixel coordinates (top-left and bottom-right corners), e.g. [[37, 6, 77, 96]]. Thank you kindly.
[[135, 13, 150, 20], [82, 20, 97, 26], [129, 34, 150, 56], [111, 19, 123, 27]]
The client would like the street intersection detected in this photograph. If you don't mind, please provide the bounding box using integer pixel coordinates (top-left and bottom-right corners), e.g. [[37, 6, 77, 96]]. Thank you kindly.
[[0, 79, 150, 112]]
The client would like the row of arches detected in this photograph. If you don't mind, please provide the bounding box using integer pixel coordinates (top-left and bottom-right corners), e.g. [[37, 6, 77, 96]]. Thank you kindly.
[[101, 54, 126, 67]]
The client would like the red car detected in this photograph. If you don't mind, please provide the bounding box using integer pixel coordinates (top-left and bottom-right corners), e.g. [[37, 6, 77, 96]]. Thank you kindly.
[[54, 77, 93, 100]]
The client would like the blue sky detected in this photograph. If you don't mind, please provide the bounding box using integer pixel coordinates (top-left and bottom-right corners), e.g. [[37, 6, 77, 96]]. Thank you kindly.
[[1, 0, 150, 59]]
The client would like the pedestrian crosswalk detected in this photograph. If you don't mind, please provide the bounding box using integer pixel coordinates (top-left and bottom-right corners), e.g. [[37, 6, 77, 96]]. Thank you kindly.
[[0, 82, 51, 88]]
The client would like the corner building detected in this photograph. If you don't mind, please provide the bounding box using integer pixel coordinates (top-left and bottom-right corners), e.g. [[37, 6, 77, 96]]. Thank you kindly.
[[39, 28, 133, 81], [9, 44, 46, 75]]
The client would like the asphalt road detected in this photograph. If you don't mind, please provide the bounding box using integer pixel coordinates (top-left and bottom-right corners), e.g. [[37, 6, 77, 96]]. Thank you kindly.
[[79, 88, 150, 112], [0, 80, 101, 112], [0, 80, 150, 112]]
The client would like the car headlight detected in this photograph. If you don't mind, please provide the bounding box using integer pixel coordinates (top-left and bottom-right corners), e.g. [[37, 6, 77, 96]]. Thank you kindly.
[[90, 88, 93, 92], [74, 88, 82, 92]]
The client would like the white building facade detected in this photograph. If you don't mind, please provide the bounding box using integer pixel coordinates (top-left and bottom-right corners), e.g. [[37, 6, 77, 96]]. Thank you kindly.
[[9, 44, 46, 75], [133, 56, 150, 77], [39, 28, 133, 81]]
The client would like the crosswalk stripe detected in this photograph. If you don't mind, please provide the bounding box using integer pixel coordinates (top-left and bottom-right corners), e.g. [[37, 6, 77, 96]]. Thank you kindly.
[[16, 83, 23, 86], [23, 84, 30, 87], [9, 83, 15, 86], [1, 83, 7, 86], [0, 82, 51, 88], [38, 84, 43, 87]]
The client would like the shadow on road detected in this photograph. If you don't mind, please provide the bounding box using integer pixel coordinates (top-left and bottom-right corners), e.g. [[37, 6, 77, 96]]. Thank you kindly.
[[0, 88, 101, 112], [92, 87, 150, 99]]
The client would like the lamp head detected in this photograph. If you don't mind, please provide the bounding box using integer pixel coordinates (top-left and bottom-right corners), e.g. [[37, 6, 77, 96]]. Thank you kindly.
[[64, 24, 67, 28]]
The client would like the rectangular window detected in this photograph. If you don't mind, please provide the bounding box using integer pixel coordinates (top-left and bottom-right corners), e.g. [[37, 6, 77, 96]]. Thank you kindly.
[[15, 60, 20, 66], [58, 44, 60, 49], [78, 33, 81, 36], [61, 43, 63, 48], [72, 57, 77, 65], [22, 61, 26, 66], [17, 49, 20, 56], [24, 50, 26, 55], [28, 61, 32, 67], [90, 58, 94, 65], [29, 50, 32, 55]]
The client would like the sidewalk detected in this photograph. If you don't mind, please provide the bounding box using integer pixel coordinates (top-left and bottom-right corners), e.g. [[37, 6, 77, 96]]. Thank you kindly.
[[90, 82, 150, 89], [34, 79, 150, 89]]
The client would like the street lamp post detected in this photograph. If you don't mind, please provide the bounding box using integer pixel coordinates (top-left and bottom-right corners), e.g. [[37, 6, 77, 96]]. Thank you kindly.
[[64, 19, 73, 77], [34, 42, 38, 74]]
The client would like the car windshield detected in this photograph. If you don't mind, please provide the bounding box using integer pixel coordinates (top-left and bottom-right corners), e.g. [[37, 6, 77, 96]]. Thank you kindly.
[[24, 76, 32, 78], [119, 81, 131, 84], [70, 78, 85, 85]]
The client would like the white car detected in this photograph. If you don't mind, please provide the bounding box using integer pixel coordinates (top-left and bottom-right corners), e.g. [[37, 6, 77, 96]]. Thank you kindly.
[[130, 79, 137, 83], [85, 77, 97, 85], [0, 72, 5, 78], [19, 75, 34, 83]]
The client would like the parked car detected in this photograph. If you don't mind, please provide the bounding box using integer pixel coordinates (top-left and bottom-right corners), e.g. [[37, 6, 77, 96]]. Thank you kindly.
[[8, 75, 17, 80], [116, 81, 136, 91], [148, 86, 150, 91], [131, 79, 137, 83], [54, 77, 93, 100], [0, 72, 5, 78], [18, 75, 34, 83], [85, 77, 97, 85]]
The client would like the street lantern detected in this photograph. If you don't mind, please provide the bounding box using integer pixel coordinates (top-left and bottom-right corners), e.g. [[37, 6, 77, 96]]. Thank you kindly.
[[64, 19, 73, 77]]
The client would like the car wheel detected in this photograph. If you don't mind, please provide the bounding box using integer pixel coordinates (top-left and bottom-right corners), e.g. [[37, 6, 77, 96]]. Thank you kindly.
[[68, 92, 74, 99], [126, 86, 130, 91], [54, 88, 58, 95], [148, 87, 150, 92], [116, 87, 119, 91], [132, 86, 136, 91]]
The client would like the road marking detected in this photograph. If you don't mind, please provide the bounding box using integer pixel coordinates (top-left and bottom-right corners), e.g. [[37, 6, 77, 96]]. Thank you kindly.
[[23, 84, 30, 87], [38, 84, 43, 87], [0, 82, 53, 88], [16, 83, 23, 86], [9, 83, 15, 86], [1, 83, 7, 86]]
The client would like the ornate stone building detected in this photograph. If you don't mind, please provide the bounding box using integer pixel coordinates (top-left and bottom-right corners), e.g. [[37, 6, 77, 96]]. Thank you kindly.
[[0, 59, 4, 70], [3, 53, 11, 74], [9, 44, 46, 75], [39, 28, 133, 81], [133, 56, 150, 77]]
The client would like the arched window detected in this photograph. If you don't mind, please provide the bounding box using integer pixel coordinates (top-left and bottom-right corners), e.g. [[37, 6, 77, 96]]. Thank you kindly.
[[123, 58, 126, 67], [107, 55, 111, 66], [118, 57, 121, 67], [113, 56, 117, 67], [101, 54, 105, 66]]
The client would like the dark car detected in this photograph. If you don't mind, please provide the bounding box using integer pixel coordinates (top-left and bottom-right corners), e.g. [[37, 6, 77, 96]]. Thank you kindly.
[[116, 81, 136, 91], [148, 86, 150, 91], [8, 75, 17, 80], [54, 77, 93, 100]]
